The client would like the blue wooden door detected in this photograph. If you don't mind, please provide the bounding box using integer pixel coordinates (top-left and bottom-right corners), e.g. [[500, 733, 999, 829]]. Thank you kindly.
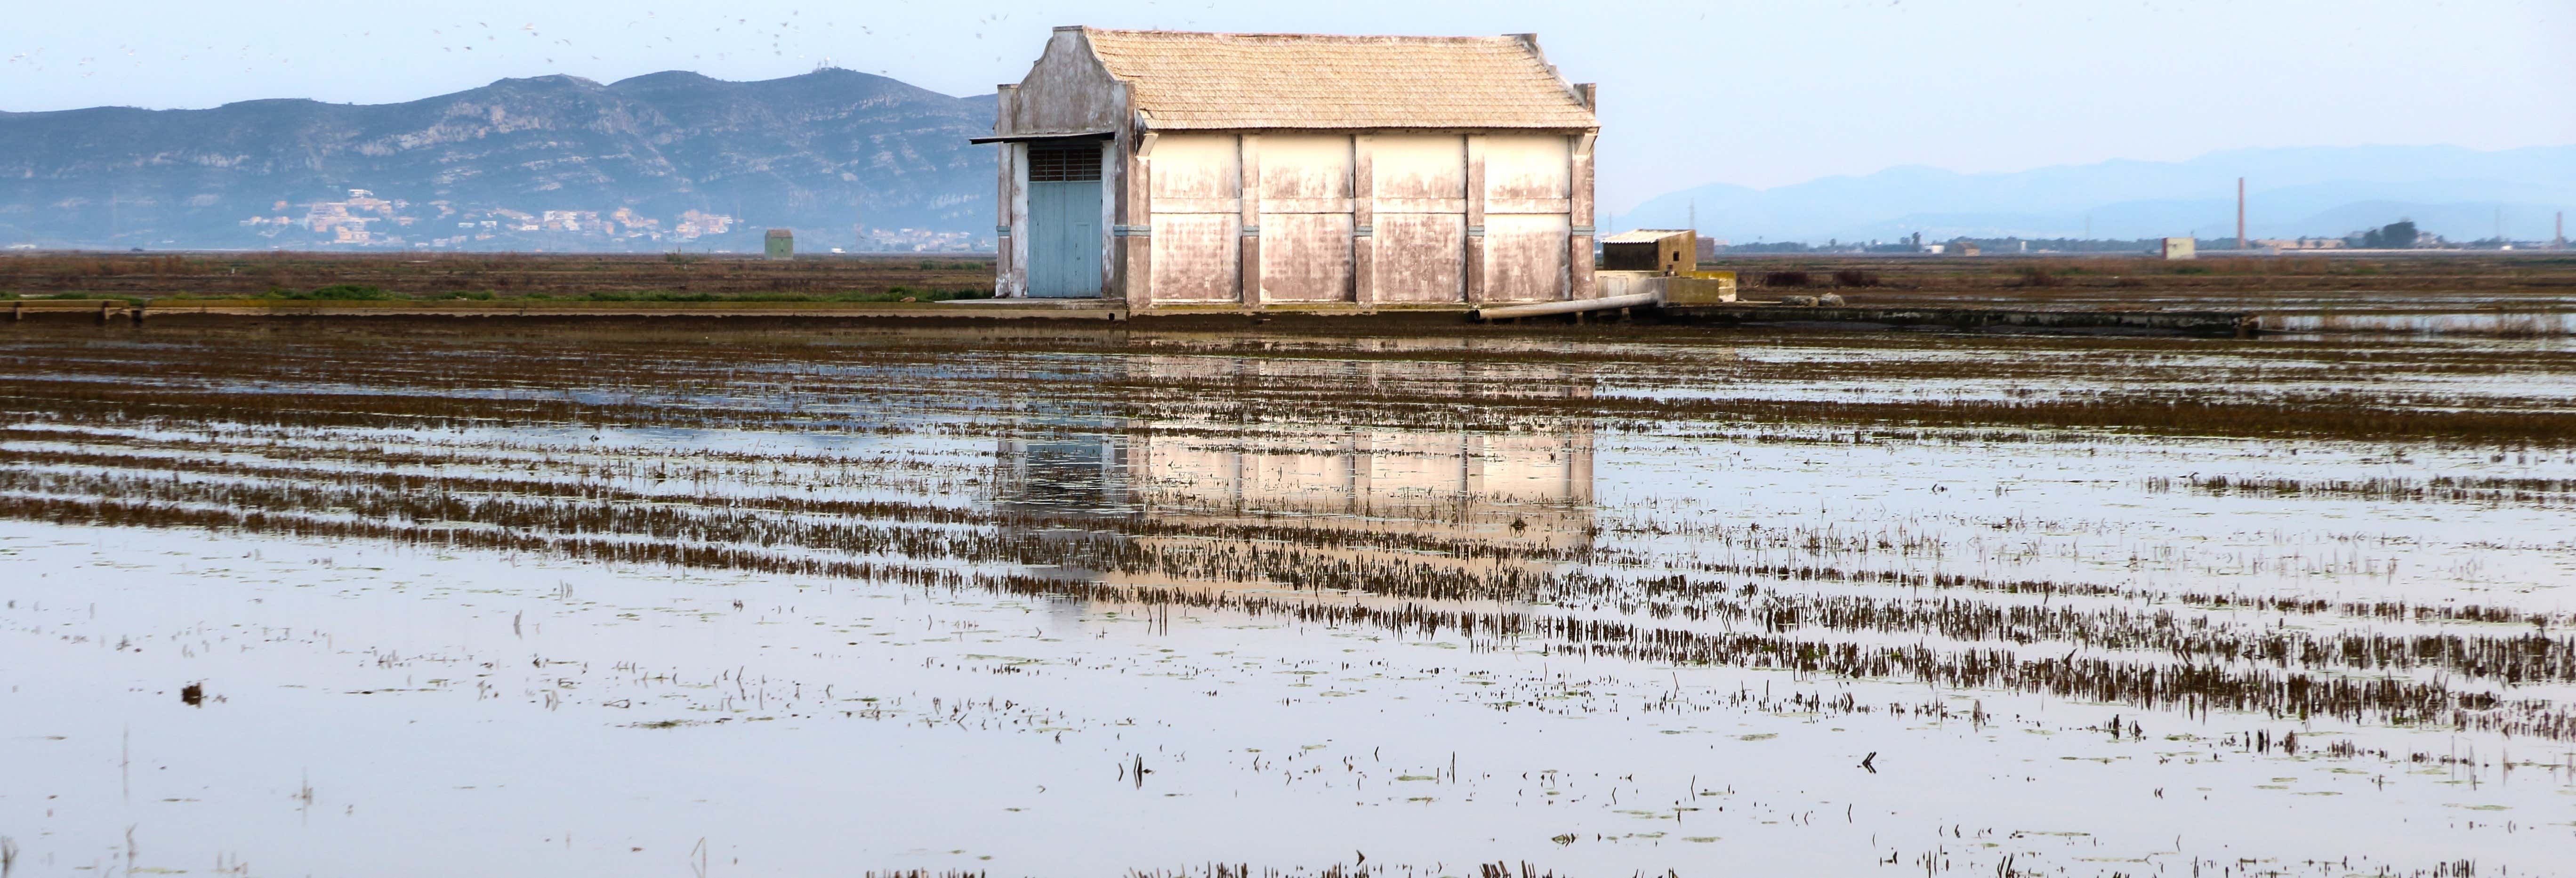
[[1027, 143, 1103, 298]]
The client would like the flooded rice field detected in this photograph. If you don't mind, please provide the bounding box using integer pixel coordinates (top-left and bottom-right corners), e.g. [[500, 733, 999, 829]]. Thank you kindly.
[[4, 321, 2575, 876]]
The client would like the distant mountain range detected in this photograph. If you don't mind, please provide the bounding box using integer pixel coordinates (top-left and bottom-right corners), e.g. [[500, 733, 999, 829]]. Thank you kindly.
[[0, 70, 997, 252], [1619, 145, 2576, 244], [6, 74, 2567, 253]]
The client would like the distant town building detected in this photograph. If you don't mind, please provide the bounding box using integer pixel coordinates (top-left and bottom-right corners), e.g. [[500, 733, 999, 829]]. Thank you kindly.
[[2159, 237, 2196, 260], [765, 228, 794, 260], [1951, 241, 1980, 257], [232, 188, 754, 250]]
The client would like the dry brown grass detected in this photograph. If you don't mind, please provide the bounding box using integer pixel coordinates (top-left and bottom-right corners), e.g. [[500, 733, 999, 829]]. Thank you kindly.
[[0, 251, 995, 300], [1704, 252, 2576, 312]]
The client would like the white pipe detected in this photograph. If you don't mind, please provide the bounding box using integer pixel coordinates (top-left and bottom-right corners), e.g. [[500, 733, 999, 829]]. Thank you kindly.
[[1473, 290, 1661, 321]]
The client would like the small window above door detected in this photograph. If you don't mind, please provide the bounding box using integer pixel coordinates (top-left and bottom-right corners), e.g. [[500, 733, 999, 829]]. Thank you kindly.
[[1029, 145, 1103, 182]]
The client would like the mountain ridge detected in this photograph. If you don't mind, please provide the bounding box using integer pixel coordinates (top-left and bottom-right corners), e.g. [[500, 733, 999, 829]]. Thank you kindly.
[[0, 69, 999, 251], [8, 74, 2567, 251], [1620, 145, 2576, 243]]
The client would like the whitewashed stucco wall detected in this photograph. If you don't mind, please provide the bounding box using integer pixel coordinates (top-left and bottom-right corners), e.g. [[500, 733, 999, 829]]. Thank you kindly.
[[1122, 131, 1588, 308]]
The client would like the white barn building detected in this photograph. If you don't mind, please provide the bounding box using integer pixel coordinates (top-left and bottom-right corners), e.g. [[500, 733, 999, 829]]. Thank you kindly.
[[979, 27, 1602, 309]]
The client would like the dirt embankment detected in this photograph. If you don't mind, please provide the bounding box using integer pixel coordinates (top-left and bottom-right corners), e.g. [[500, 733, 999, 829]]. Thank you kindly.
[[0, 251, 998, 301], [8, 250, 2573, 314], [1710, 252, 2576, 310]]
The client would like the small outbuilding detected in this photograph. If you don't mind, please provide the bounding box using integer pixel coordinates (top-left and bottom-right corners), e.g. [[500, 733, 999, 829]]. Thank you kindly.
[[765, 229, 794, 260], [2159, 237, 2196, 260], [1600, 230, 1697, 274], [980, 27, 1602, 308]]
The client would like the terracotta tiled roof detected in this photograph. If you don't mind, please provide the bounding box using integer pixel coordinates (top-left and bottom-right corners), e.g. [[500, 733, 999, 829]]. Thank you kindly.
[[1080, 28, 1596, 130]]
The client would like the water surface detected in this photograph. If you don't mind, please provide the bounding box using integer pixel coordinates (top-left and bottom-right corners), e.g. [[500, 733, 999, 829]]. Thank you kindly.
[[3, 322, 2572, 876]]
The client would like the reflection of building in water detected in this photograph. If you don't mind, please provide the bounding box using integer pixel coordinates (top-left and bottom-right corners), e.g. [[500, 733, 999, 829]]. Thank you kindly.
[[991, 426, 1592, 518], [991, 430, 1131, 516], [986, 354, 1597, 603], [989, 418, 1596, 596], [994, 354, 1597, 521], [1134, 429, 1590, 515]]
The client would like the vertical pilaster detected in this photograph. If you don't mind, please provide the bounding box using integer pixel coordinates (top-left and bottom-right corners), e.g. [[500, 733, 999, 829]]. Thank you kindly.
[[1352, 135, 1375, 306], [1570, 131, 1598, 300], [995, 143, 1015, 297], [1007, 142, 1031, 298], [992, 85, 1017, 298], [1106, 82, 1142, 303], [1123, 133, 1155, 308], [1464, 134, 1487, 303], [1238, 134, 1263, 308], [1101, 138, 1123, 298]]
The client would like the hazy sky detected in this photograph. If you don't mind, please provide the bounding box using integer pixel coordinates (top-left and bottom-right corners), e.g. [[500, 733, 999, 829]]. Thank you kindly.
[[7, 0, 2569, 210]]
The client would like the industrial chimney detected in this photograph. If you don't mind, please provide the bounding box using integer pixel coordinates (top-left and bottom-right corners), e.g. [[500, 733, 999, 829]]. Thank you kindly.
[[2236, 177, 2246, 251]]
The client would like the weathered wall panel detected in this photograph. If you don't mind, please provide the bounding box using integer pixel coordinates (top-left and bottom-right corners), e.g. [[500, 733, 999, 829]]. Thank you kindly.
[[1251, 134, 1354, 302], [1141, 134, 1241, 304], [1373, 213, 1465, 302], [1148, 134, 1240, 200], [1481, 135, 1570, 201], [1257, 135, 1353, 200], [1369, 135, 1466, 200], [1149, 213, 1241, 302], [1258, 213, 1353, 301], [1368, 135, 1466, 305], [1482, 214, 1569, 302], [1475, 134, 1572, 303]]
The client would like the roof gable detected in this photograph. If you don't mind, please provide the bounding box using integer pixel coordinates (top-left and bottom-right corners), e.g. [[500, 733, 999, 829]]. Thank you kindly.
[[1079, 28, 1596, 131]]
